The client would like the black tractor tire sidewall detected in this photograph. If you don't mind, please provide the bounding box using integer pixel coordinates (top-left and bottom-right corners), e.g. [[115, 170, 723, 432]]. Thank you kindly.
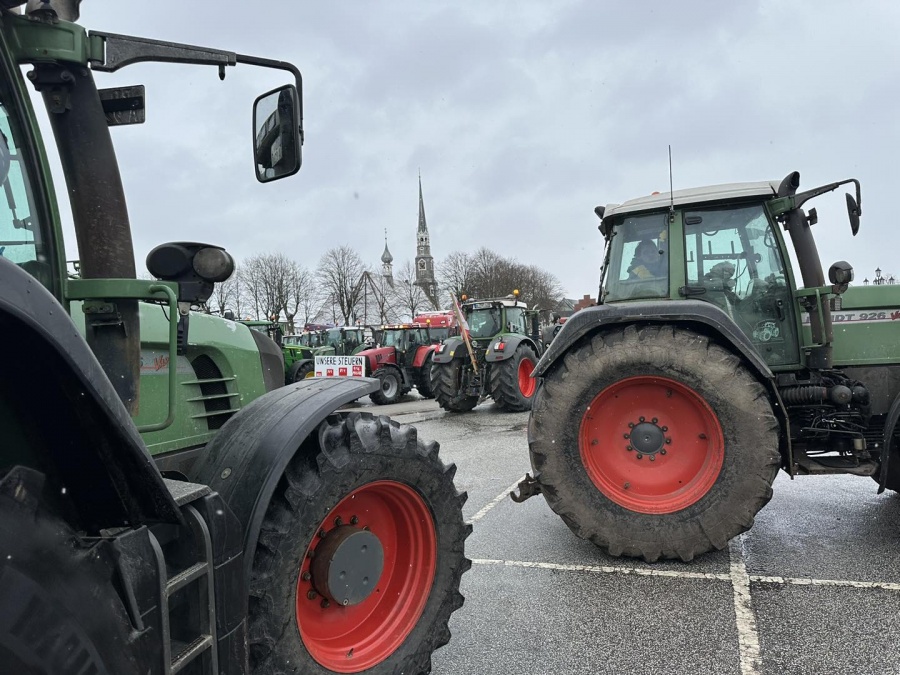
[[288, 360, 314, 384], [248, 412, 470, 675], [430, 359, 478, 412], [489, 342, 538, 412], [370, 367, 402, 405], [0, 475, 143, 675], [530, 324, 781, 562], [416, 354, 435, 399]]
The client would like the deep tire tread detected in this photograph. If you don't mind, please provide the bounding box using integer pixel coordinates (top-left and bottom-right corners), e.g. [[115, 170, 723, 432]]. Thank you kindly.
[[430, 360, 479, 412], [530, 324, 781, 562], [249, 411, 471, 675], [488, 343, 538, 412]]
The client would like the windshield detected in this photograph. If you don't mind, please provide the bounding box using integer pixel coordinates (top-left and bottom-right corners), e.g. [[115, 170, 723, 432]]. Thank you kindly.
[[603, 213, 669, 302], [382, 329, 405, 348], [467, 307, 501, 338], [0, 86, 51, 289]]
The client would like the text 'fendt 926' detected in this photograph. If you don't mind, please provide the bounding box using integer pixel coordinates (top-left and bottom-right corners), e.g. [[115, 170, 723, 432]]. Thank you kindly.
[[0, 2, 469, 673], [519, 171, 900, 562]]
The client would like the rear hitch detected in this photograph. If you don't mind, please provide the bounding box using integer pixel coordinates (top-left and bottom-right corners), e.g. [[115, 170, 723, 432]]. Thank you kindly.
[[510, 473, 542, 503]]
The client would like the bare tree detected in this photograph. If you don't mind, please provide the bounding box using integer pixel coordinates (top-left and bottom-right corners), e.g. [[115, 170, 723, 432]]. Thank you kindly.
[[317, 246, 367, 324], [282, 263, 318, 333], [395, 260, 429, 320], [242, 253, 294, 322], [210, 265, 243, 318], [437, 246, 565, 309]]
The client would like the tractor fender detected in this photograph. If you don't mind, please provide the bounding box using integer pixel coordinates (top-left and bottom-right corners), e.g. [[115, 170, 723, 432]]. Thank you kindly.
[[412, 344, 438, 368], [191, 376, 380, 583], [535, 300, 774, 380], [432, 336, 466, 364], [485, 334, 540, 363], [0, 257, 181, 531], [877, 392, 900, 493]]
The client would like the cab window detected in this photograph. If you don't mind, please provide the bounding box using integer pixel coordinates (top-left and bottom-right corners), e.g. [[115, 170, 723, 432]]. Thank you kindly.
[[0, 87, 51, 289], [603, 213, 669, 301]]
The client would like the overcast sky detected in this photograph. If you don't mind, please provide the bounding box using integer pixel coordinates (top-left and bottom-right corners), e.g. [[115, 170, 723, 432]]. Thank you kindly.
[[42, 1, 900, 298]]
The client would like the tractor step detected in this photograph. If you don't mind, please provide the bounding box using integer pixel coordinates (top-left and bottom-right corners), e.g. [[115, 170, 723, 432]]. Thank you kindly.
[[795, 456, 878, 476]]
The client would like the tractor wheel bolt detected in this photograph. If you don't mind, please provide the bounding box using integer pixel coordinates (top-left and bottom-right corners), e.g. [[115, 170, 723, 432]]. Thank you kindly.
[[636, 454, 643, 460], [301, 571, 311, 581], [624, 434, 630, 439], [651, 417, 658, 423], [307, 590, 317, 600], [661, 426, 668, 432], [628, 422, 635, 428], [334, 516, 343, 527], [639, 416, 645, 422], [649, 455, 656, 462], [318, 529, 327, 538], [321, 599, 330, 608], [626, 446, 633, 452], [660, 449, 667, 455], [350, 516, 359, 525]]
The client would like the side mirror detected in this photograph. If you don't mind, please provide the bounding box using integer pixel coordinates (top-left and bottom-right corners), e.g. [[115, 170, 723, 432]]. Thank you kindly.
[[846, 193, 860, 236], [253, 85, 302, 183], [223, 309, 235, 321]]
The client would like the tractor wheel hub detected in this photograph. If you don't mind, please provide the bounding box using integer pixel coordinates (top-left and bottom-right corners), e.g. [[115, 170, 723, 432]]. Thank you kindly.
[[311, 526, 384, 607], [629, 422, 664, 455]]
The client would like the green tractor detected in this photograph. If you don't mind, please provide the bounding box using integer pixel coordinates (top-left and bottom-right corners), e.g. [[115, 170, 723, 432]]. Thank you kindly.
[[0, 3, 469, 673], [431, 292, 543, 412], [283, 327, 367, 382], [516, 170, 900, 562]]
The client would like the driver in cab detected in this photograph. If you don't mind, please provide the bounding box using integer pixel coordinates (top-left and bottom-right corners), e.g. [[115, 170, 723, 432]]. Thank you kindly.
[[627, 239, 665, 279]]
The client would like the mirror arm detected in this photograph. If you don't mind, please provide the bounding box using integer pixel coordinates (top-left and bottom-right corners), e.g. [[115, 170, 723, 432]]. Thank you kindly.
[[236, 54, 304, 144], [768, 178, 862, 217]]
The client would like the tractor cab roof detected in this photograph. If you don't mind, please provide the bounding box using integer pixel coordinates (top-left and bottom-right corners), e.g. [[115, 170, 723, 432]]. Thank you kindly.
[[601, 180, 780, 221], [463, 297, 527, 310]]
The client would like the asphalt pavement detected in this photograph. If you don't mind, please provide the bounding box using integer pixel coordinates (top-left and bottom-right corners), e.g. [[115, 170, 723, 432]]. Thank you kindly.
[[345, 394, 900, 675]]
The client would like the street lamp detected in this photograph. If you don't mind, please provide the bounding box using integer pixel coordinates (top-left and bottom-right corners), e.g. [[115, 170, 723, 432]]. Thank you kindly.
[[875, 267, 884, 285], [864, 278, 869, 286]]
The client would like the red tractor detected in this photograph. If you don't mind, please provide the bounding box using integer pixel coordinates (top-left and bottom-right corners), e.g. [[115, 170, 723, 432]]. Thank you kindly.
[[413, 310, 459, 342], [359, 324, 440, 404]]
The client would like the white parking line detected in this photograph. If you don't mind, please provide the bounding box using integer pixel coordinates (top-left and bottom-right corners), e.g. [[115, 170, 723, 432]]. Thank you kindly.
[[729, 536, 762, 675], [751, 575, 900, 591], [472, 558, 730, 581], [466, 476, 527, 525]]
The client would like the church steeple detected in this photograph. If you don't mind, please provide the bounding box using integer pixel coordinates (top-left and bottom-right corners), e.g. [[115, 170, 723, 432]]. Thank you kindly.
[[414, 172, 439, 309], [381, 229, 394, 287]]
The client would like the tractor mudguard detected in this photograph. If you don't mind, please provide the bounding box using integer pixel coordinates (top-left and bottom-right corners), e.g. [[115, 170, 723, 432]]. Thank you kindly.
[[485, 333, 538, 363], [191, 376, 380, 582], [0, 257, 181, 530], [432, 336, 465, 364], [412, 344, 438, 368], [535, 300, 774, 380]]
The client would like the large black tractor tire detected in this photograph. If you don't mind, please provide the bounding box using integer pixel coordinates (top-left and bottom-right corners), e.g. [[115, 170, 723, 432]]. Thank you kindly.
[[248, 412, 471, 675], [416, 354, 435, 399], [488, 343, 539, 412], [430, 360, 479, 413], [287, 360, 315, 383], [0, 468, 146, 675], [529, 325, 781, 562], [370, 367, 403, 405]]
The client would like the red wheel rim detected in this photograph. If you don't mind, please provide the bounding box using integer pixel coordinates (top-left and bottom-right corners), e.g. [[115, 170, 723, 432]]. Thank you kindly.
[[579, 376, 724, 514], [295, 481, 437, 672], [518, 358, 536, 398]]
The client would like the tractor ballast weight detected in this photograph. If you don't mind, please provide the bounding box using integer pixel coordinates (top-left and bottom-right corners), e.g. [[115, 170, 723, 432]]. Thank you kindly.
[[521, 171, 899, 563], [0, 5, 469, 674]]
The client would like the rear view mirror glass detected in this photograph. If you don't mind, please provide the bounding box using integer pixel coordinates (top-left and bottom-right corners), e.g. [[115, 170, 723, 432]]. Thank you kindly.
[[845, 193, 860, 236], [253, 85, 301, 183]]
